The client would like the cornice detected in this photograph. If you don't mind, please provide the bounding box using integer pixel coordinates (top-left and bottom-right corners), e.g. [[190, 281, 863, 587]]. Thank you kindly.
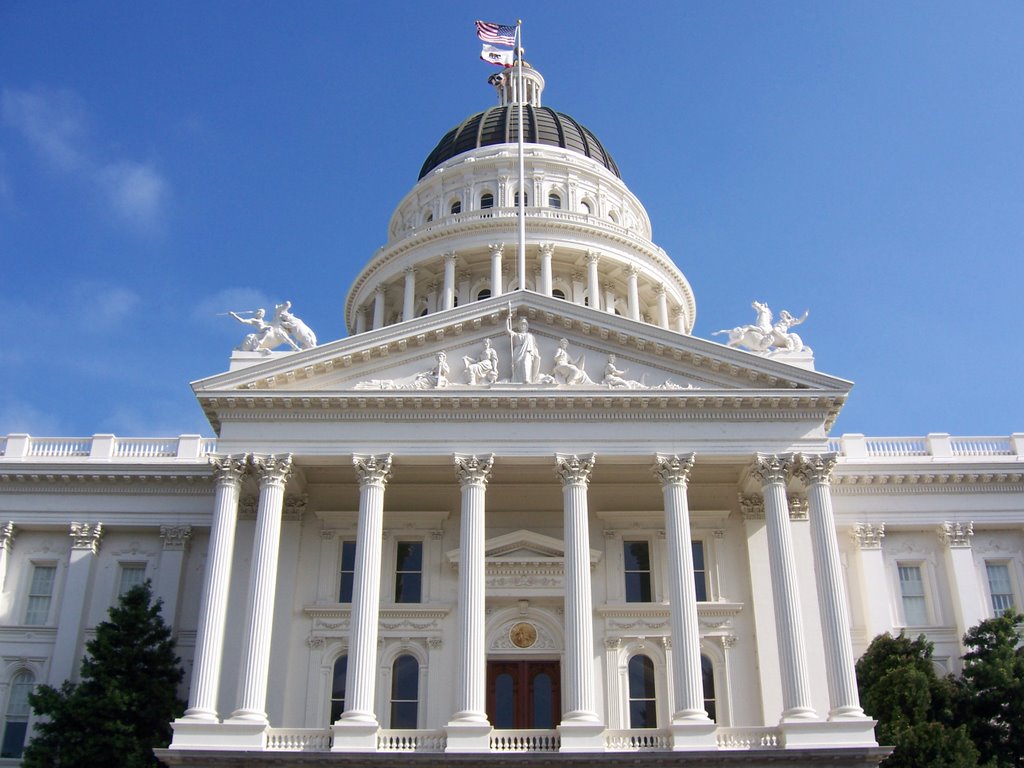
[[0, 472, 215, 494], [831, 470, 1024, 495]]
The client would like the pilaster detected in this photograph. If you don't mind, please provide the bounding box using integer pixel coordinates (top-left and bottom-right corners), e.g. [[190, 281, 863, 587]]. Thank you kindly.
[[49, 522, 103, 685], [938, 521, 984, 641]]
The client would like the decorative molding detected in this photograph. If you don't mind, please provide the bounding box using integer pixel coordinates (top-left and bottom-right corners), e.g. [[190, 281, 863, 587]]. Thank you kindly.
[[938, 521, 974, 549], [554, 453, 595, 486], [738, 494, 764, 521], [850, 523, 885, 550], [750, 454, 793, 487], [306, 636, 325, 650], [453, 454, 494, 487], [159, 525, 193, 551], [239, 495, 257, 520], [652, 453, 695, 487], [787, 495, 808, 521], [69, 522, 103, 553]]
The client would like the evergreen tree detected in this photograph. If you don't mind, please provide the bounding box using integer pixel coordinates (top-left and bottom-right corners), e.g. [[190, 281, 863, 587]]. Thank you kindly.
[[856, 631, 978, 768], [23, 581, 185, 768], [955, 611, 1024, 767]]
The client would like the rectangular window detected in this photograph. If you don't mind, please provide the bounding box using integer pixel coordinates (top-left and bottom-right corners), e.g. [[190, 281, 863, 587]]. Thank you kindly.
[[986, 563, 1015, 616], [624, 541, 652, 602], [693, 540, 708, 602], [24, 564, 56, 625], [898, 564, 929, 626], [394, 541, 423, 603], [338, 541, 357, 603], [118, 564, 146, 596]]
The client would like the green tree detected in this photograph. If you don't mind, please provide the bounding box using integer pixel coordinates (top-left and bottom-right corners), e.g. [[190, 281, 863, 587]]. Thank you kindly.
[[856, 631, 978, 768], [955, 611, 1024, 768], [23, 581, 185, 768]]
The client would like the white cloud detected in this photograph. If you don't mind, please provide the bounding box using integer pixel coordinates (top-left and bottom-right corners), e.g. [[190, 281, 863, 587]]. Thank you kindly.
[[0, 399, 64, 436], [71, 282, 142, 329], [1, 86, 168, 235]]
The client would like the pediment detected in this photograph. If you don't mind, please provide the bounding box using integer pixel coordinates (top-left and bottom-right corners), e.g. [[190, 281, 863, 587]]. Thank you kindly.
[[446, 529, 602, 569]]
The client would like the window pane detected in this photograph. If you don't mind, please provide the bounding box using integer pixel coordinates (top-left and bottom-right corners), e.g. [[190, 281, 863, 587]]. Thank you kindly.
[[701, 655, 716, 722], [624, 541, 652, 602], [0, 722, 27, 759], [1, 672, 33, 759], [480, 193, 493, 209], [339, 541, 356, 602], [532, 673, 554, 729], [391, 655, 419, 701], [395, 542, 423, 603], [25, 565, 55, 624], [898, 565, 928, 625], [119, 565, 146, 596], [330, 656, 347, 722], [548, 193, 561, 209], [494, 673, 515, 729], [450, 201, 461, 214], [987, 563, 1015, 615], [692, 541, 708, 602], [628, 656, 657, 728]]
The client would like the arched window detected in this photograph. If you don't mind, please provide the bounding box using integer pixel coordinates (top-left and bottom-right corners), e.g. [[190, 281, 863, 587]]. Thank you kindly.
[[390, 655, 419, 728], [552, 289, 566, 300], [609, 210, 619, 224], [580, 200, 592, 215], [476, 288, 491, 301], [450, 200, 462, 215], [627, 655, 657, 728], [480, 193, 494, 210], [330, 655, 347, 723], [424, 212, 433, 223], [702, 654, 716, 722], [513, 191, 528, 206], [548, 192, 561, 209], [1, 670, 34, 758]]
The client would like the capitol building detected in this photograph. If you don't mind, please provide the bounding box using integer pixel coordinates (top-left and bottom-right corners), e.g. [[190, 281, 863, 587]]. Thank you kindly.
[[0, 61, 1020, 767]]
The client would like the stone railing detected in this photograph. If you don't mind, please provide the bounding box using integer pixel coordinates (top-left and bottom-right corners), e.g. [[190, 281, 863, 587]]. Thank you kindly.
[[265, 728, 333, 751], [489, 729, 560, 752], [0, 434, 217, 461], [716, 727, 781, 749], [377, 729, 446, 752], [828, 434, 1024, 460], [604, 729, 672, 750]]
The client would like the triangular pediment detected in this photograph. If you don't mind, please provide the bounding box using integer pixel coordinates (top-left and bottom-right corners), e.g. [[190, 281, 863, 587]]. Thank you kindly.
[[446, 529, 601, 568]]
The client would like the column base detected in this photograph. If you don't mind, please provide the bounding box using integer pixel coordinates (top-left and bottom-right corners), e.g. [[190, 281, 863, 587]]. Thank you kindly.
[[169, 720, 268, 750], [557, 719, 606, 752], [780, 718, 878, 748], [444, 719, 492, 752], [331, 719, 380, 752], [669, 719, 717, 750]]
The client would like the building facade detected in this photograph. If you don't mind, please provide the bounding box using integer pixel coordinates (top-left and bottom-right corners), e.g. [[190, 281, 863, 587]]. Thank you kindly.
[[0, 64, 1020, 767]]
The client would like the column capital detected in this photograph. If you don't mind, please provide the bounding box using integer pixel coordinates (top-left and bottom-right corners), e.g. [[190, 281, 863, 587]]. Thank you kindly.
[[586, 249, 601, 264], [373, 285, 386, 297], [160, 524, 193, 551], [488, 243, 504, 256], [210, 454, 248, 484], [788, 495, 809, 521], [283, 494, 308, 521], [0, 522, 15, 553], [938, 521, 974, 548], [538, 242, 555, 258], [353, 454, 393, 488], [850, 522, 885, 549], [653, 453, 695, 486], [555, 453, 595, 487], [794, 453, 838, 486], [655, 282, 667, 296], [251, 454, 293, 487], [453, 454, 494, 486], [403, 265, 417, 276], [443, 251, 458, 264], [626, 264, 641, 277], [751, 454, 794, 487], [738, 493, 764, 520], [69, 522, 103, 553]]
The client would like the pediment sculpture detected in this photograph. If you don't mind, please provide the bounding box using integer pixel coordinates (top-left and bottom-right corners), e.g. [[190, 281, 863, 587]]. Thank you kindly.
[[230, 300, 317, 353], [713, 300, 811, 355]]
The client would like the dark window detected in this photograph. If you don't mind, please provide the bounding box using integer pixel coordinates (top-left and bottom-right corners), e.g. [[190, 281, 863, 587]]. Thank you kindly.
[[624, 541, 652, 602], [390, 655, 419, 728], [330, 655, 347, 722], [552, 289, 566, 300], [581, 200, 592, 215], [450, 200, 461, 214], [514, 191, 528, 206], [693, 541, 708, 602], [1, 671, 33, 758], [628, 656, 657, 728], [477, 288, 491, 301], [480, 193, 494, 210], [395, 541, 423, 603], [548, 193, 561, 209], [338, 541, 357, 602], [702, 655, 716, 721], [425, 212, 433, 223]]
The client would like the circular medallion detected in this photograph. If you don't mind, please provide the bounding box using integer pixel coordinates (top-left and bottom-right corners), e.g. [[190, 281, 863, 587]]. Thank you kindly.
[[509, 622, 538, 649]]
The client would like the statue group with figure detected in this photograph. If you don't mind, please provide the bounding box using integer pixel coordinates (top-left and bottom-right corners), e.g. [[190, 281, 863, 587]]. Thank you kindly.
[[229, 301, 317, 354], [713, 300, 811, 355]]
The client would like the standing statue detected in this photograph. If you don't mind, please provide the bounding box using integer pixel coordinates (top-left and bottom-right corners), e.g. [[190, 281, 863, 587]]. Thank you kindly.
[[552, 339, 594, 385], [229, 301, 317, 354], [508, 317, 541, 384], [463, 339, 500, 385], [712, 301, 810, 355]]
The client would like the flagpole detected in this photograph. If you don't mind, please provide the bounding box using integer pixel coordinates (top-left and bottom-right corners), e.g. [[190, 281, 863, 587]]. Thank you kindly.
[[516, 19, 526, 295]]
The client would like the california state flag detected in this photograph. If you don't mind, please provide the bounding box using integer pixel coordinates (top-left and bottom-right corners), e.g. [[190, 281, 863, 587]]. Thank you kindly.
[[480, 44, 514, 68]]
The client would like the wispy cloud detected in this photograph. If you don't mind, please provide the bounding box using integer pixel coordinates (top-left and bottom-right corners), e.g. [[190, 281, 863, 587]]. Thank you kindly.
[[70, 281, 142, 330], [1, 86, 169, 235], [192, 287, 275, 329]]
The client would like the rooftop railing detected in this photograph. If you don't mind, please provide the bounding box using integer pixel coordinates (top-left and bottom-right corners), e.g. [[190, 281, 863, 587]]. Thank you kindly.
[[0, 434, 217, 461], [828, 434, 1023, 459]]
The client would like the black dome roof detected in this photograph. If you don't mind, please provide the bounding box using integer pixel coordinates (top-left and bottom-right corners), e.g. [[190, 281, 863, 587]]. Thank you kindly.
[[419, 104, 621, 180]]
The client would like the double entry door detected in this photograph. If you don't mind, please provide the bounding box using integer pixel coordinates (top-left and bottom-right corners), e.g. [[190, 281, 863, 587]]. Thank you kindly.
[[486, 660, 561, 729]]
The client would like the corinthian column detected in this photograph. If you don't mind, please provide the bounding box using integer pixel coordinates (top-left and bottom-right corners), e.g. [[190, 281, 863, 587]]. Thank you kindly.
[[751, 454, 816, 722], [337, 454, 393, 733], [539, 243, 554, 296], [442, 252, 457, 310], [626, 266, 640, 321], [794, 454, 867, 721], [489, 244, 504, 298], [402, 267, 417, 322], [586, 251, 601, 311], [446, 455, 494, 751], [554, 454, 603, 748], [181, 455, 247, 722], [230, 454, 293, 723], [653, 455, 715, 745]]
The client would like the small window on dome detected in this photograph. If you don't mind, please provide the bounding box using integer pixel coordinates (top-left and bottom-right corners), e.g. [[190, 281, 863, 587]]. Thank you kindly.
[[609, 211, 619, 224], [581, 200, 592, 215], [476, 288, 491, 301], [450, 200, 462, 215], [514, 191, 528, 206], [552, 289, 566, 300], [424, 212, 433, 223], [480, 193, 494, 210], [548, 193, 561, 209]]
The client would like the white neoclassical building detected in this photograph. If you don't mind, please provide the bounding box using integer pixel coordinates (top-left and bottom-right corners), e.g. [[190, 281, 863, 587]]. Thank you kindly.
[[0, 63, 1021, 767]]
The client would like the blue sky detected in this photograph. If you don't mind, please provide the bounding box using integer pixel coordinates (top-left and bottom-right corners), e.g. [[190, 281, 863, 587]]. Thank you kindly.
[[1, 2, 1022, 439]]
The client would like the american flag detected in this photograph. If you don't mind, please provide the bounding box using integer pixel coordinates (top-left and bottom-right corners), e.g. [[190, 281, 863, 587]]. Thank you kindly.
[[475, 20, 516, 47]]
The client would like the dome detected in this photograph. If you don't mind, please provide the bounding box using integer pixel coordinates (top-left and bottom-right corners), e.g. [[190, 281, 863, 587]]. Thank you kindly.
[[419, 104, 621, 180]]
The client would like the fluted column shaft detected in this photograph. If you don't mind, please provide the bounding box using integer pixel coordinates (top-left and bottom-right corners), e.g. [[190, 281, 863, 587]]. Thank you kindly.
[[231, 454, 293, 722], [489, 244, 504, 298], [656, 285, 669, 328], [402, 268, 417, 322], [539, 244, 554, 296], [442, 253, 456, 310], [626, 267, 640, 321], [555, 454, 599, 723], [183, 455, 247, 721], [372, 288, 385, 330], [654, 454, 711, 722], [752, 454, 816, 721], [586, 251, 601, 311], [451, 455, 494, 723], [796, 454, 866, 720], [341, 454, 393, 724]]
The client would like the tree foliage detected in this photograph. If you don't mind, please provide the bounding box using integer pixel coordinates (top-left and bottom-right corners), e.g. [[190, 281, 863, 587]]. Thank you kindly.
[[856, 631, 978, 768], [23, 581, 185, 768]]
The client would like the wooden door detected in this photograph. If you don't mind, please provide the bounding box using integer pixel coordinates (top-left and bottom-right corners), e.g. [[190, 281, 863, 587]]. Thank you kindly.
[[486, 660, 561, 729]]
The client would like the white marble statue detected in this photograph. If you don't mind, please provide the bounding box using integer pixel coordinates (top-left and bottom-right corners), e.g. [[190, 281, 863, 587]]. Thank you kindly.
[[552, 339, 594, 385], [229, 301, 317, 354], [463, 339, 499, 385], [712, 300, 810, 355], [602, 354, 645, 389], [508, 317, 541, 384], [355, 351, 449, 390]]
